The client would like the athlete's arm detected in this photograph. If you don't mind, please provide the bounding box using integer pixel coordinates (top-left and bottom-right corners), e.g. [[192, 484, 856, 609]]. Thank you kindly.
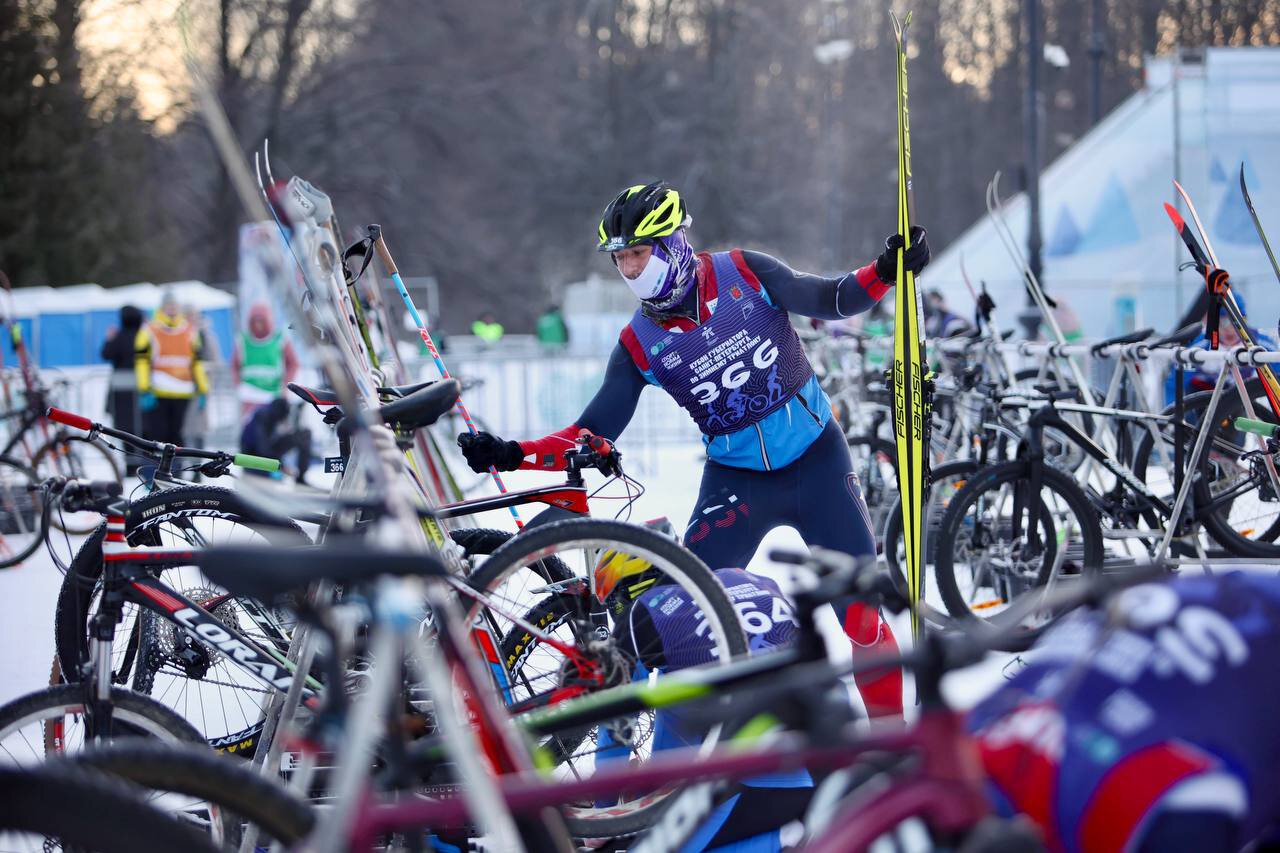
[[741, 250, 889, 321], [517, 341, 647, 470]]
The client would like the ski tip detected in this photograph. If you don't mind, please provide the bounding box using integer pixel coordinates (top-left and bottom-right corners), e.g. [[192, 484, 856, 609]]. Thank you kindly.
[[1163, 202, 1186, 230]]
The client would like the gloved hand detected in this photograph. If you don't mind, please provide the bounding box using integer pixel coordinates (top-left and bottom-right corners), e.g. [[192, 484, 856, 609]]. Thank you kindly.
[[197, 395, 208, 412], [874, 226, 930, 284], [458, 432, 523, 473], [139, 392, 157, 412]]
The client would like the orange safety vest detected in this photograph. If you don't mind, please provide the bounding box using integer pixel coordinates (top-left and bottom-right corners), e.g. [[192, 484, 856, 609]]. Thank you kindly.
[[148, 318, 196, 395]]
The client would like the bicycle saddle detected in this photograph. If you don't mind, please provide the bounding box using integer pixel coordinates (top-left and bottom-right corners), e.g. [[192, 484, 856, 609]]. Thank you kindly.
[[196, 540, 449, 604], [288, 383, 339, 409], [287, 380, 436, 407], [1090, 327, 1153, 355], [288, 379, 459, 431], [1152, 322, 1202, 349], [377, 379, 460, 431]]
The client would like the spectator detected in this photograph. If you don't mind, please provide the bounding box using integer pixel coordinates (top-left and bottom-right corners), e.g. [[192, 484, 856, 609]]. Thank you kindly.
[[924, 289, 973, 338], [240, 398, 312, 486], [1164, 294, 1275, 405], [182, 303, 217, 452], [233, 301, 299, 416], [535, 304, 569, 349], [471, 311, 504, 344], [100, 305, 143, 435], [135, 291, 208, 447]]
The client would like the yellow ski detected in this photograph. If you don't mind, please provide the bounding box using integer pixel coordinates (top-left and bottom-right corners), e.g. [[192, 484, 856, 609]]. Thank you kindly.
[[890, 10, 928, 640]]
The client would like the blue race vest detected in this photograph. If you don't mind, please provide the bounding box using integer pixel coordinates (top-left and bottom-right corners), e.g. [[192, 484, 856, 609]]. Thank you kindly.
[[625, 251, 813, 436]]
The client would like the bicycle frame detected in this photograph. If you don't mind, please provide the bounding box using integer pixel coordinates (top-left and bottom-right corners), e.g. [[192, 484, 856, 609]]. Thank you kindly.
[[347, 674, 988, 851]]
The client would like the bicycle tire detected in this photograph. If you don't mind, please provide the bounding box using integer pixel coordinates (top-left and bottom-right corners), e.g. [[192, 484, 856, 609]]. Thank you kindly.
[[71, 738, 314, 845], [464, 517, 748, 839], [54, 485, 308, 754], [0, 456, 46, 569], [0, 763, 222, 853], [1189, 381, 1280, 556], [933, 460, 1103, 637], [0, 682, 202, 760], [32, 435, 122, 535]]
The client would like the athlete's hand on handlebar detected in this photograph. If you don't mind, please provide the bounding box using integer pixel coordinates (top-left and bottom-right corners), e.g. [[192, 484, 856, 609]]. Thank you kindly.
[[576, 430, 622, 477], [457, 431, 523, 473]]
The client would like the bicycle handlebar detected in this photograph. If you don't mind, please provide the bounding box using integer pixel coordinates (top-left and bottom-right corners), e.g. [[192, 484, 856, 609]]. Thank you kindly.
[[47, 407, 93, 431], [1235, 417, 1279, 439], [46, 407, 280, 473], [233, 453, 281, 473]]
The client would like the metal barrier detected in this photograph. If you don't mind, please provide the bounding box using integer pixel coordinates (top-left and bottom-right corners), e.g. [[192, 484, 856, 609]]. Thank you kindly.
[[403, 351, 702, 448]]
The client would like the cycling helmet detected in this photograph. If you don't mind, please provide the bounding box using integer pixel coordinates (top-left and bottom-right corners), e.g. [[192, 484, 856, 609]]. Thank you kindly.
[[597, 182, 696, 311], [593, 549, 659, 605]]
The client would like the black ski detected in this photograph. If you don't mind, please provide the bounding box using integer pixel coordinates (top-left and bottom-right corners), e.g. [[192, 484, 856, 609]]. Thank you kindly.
[[1240, 163, 1280, 287]]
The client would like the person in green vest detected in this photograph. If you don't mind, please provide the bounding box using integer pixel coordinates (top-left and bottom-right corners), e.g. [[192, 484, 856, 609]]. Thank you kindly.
[[535, 303, 569, 349], [234, 301, 299, 416], [471, 311, 504, 345]]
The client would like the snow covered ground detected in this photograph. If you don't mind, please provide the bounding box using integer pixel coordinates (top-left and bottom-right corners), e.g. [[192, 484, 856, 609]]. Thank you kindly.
[[0, 438, 1011, 716]]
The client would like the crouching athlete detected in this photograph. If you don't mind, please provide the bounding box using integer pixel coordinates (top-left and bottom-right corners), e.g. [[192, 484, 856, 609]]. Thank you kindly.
[[970, 571, 1280, 853], [459, 182, 930, 719], [602, 559, 810, 852]]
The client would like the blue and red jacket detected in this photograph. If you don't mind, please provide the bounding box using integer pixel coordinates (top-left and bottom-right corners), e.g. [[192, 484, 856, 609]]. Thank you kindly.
[[519, 249, 889, 472]]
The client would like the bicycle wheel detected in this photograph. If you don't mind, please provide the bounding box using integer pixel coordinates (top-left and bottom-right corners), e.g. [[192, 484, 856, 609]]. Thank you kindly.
[[0, 763, 221, 853], [462, 517, 748, 839], [0, 457, 45, 569], [0, 683, 202, 766], [54, 485, 309, 755], [934, 460, 1103, 629], [32, 435, 122, 534], [1191, 381, 1280, 556], [450, 526, 572, 586], [72, 738, 314, 848], [1131, 378, 1280, 556]]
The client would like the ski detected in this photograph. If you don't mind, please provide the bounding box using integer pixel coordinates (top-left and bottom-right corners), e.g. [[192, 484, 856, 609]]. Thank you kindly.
[[889, 10, 927, 640], [1163, 197, 1280, 417], [1240, 164, 1280, 287]]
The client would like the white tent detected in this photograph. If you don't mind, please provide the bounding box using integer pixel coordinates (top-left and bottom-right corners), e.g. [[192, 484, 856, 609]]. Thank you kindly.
[[927, 47, 1280, 340]]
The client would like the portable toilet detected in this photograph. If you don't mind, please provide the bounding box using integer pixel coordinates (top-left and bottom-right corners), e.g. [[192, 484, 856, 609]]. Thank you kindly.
[[1, 286, 54, 366]]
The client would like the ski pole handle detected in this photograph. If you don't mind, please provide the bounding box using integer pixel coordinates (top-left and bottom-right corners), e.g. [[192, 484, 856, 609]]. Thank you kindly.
[[233, 453, 281, 473], [47, 407, 94, 432], [1234, 417, 1280, 439]]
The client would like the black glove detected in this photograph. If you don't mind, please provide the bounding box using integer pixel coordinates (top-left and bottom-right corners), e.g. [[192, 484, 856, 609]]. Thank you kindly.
[[457, 432, 523, 473], [874, 225, 930, 284]]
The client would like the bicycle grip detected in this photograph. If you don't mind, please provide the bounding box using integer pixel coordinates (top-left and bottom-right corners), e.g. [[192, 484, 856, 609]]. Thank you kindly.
[[46, 408, 93, 431], [1234, 417, 1280, 439], [233, 453, 281, 473]]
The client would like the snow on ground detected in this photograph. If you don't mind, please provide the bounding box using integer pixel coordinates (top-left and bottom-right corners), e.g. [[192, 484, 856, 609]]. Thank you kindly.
[[0, 440, 1011, 714]]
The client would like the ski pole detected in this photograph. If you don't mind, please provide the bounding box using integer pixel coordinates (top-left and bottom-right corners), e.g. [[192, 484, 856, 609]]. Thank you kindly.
[[368, 226, 522, 528]]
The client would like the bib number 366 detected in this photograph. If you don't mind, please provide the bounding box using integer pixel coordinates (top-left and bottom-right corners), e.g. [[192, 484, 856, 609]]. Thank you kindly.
[[690, 338, 778, 406]]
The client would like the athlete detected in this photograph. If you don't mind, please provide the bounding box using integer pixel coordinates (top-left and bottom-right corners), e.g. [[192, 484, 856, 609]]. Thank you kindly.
[[459, 182, 929, 718], [617, 564, 807, 852], [970, 571, 1280, 853]]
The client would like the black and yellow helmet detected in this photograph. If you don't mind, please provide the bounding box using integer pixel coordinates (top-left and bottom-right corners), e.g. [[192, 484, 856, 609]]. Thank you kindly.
[[597, 182, 691, 253]]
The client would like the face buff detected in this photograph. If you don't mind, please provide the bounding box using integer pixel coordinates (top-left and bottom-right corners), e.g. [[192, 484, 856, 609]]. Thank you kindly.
[[622, 249, 673, 300], [618, 229, 694, 310]]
